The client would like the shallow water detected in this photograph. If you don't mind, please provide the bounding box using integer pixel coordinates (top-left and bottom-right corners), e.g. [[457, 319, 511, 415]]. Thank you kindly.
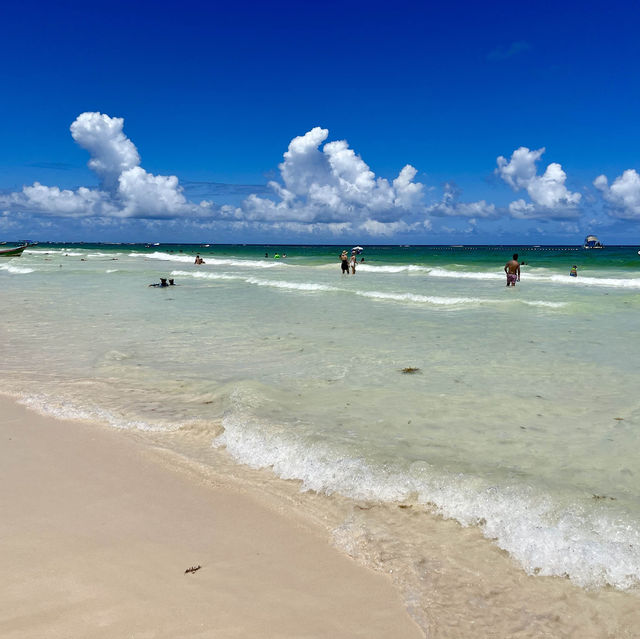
[[2, 243, 640, 631]]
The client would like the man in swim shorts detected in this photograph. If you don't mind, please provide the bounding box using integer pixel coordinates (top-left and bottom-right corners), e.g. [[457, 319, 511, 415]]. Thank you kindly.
[[504, 253, 520, 286]]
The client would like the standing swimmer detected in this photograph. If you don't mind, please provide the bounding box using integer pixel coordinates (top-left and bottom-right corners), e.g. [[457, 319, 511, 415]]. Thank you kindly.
[[350, 251, 357, 274], [570, 265, 578, 277], [340, 250, 349, 274], [504, 253, 520, 286]]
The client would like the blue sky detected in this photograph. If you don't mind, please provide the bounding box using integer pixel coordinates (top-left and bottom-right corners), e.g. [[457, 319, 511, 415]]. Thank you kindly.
[[1, 0, 640, 244]]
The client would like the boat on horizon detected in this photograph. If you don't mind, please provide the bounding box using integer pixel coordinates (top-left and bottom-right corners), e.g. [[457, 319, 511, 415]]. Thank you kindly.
[[583, 235, 603, 249]]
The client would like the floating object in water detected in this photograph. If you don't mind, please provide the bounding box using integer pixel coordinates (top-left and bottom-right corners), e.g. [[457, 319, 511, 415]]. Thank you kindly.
[[583, 235, 603, 249]]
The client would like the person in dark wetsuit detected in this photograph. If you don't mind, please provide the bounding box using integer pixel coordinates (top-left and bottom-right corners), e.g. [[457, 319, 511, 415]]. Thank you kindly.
[[340, 250, 349, 274]]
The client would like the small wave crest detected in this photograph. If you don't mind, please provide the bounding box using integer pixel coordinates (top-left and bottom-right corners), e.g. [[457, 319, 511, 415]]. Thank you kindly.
[[357, 264, 431, 274], [355, 290, 486, 306], [520, 300, 567, 308], [12, 392, 181, 432], [216, 401, 640, 591], [171, 270, 488, 305], [546, 274, 640, 289], [139, 251, 285, 268], [0, 264, 34, 274]]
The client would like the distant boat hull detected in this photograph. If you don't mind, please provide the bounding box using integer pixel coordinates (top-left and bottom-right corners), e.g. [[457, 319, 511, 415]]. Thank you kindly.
[[0, 244, 27, 257]]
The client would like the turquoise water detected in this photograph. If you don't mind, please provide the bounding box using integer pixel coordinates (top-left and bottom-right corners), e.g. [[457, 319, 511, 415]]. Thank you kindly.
[[2, 243, 640, 591]]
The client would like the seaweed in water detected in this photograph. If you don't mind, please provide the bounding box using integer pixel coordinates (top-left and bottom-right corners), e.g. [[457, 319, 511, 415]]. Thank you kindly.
[[400, 367, 421, 374]]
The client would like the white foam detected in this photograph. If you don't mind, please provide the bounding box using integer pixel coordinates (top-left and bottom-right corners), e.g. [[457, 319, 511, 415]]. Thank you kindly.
[[356, 264, 431, 274], [216, 402, 640, 591], [0, 264, 34, 274], [369, 264, 640, 290], [246, 277, 337, 292], [520, 300, 567, 308], [171, 269, 568, 309], [427, 267, 504, 281], [355, 290, 486, 306], [24, 248, 83, 256], [14, 392, 180, 432], [139, 251, 285, 268], [170, 269, 240, 282], [546, 274, 640, 289], [88, 251, 124, 258]]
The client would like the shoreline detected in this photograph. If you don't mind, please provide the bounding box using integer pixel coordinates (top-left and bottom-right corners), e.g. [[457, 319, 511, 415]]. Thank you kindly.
[[2, 393, 640, 637], [0, 396, 422, 638]]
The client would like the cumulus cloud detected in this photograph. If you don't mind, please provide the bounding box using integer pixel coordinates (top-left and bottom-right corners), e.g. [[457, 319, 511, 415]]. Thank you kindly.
[[427, 183, 497, 218], [495, 147, 581, 218], [70, 112, 140, 191], [594, 170, 640, 220], [241, 127, 426, 235], [3, 113, 603, 240], [1, 112, 204, 220]]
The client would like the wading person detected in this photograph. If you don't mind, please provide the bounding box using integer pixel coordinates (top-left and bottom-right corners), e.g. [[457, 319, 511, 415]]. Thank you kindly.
[[504, 253, 520, 287]]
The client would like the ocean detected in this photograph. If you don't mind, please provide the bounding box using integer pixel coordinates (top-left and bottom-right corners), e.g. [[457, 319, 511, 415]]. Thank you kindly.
[[2, 243, 639, 631]]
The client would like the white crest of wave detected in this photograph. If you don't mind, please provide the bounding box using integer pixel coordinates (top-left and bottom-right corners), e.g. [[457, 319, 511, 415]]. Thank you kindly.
[[547, 274, 640, 289], [520, 300, 566, 308], [357, 264, 431, 273], [427, 267, 504, 280], [356, 290, 485, 306], [170, 270, 239, 281], [217, 402, 640, 590], [246, 277, 337, 292], [0, 264, 34, 274], [135, 251, 194, 263], [88, 251, 124, 258], [14, 392, 180, 432], [139, 251, 284, 269]]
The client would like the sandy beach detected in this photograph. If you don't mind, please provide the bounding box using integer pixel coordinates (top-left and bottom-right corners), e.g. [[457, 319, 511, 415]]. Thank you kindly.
[[0, 397, 422, 638]]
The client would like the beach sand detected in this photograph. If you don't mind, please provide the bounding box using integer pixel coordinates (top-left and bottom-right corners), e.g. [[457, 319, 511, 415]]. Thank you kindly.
[[0, 397, 422, 639]]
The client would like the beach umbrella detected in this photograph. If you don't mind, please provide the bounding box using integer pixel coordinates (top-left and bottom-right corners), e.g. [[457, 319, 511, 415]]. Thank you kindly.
[[351, 246, 364, 253]]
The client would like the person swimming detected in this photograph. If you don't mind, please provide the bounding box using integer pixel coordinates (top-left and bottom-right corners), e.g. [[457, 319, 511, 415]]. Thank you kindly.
[[570, 265, 578, 277]]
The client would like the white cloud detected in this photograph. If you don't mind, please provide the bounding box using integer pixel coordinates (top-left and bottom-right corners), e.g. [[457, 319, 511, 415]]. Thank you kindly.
[[18, 182, 114, 217], [240, 126, 426, 235], [427, 183, 497, 218], [117, 167, 191, 218], [496, 147, 581, 218], [594, 169, 640, 220], [359, 219, 415, 236], [70, 112, 140, 191], [1, 112, 204, 220]]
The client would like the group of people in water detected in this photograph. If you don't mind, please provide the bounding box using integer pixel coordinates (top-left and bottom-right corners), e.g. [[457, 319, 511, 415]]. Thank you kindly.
[[505, 253, 579, 286], [340, 250, 363, 275], [153, 250, 581, 289]]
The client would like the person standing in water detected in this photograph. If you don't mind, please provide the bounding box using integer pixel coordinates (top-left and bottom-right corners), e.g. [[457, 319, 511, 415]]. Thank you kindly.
[[340, 250, 349, 275], [504, 253, 520, 286], [350, 251, 357, 274], [570, 265, 578, 277]]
